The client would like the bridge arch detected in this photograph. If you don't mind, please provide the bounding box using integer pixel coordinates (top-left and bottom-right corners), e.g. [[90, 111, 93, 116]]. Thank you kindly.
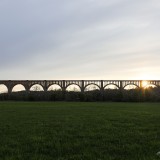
[[0, 84, 8, 94], [104, 84, 120, 90], [30, 84, 44, 91], [123, 84, 139, 90], [66, 84, 81, 92], [144, 84, 158, 89], [84, 83, 100, 91], [47, 84, 62, 91], [12, 84, 26, 92]]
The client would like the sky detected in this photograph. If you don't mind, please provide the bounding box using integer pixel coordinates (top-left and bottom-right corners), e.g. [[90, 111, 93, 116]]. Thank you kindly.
[[0, 0, 160, 80]]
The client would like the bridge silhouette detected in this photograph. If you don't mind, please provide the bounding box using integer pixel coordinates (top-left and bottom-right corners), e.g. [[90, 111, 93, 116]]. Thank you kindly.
[[0, 80, 160, 94]]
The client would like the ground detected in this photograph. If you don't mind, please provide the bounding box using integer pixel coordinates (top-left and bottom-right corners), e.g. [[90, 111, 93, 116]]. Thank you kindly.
[[0, 102, 160, 160]]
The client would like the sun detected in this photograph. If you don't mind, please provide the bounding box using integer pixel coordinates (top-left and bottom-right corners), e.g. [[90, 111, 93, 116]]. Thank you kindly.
[[142, 81, 148, 88]]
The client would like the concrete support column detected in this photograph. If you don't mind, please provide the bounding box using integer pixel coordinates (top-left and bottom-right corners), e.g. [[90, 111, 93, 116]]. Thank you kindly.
[[7, 81, 12, 96], [44, 80, 47, 92], [8, 86, 12, 95], [7, 84, 12, 100], [100, 80, 104, 101], [25, 81, 30, 94], [25, 86, 29, 94], [119, 81, 123, 101], [120, 81, 123, 91], [81, 80, 85, 93], [62, 80, 66, 100]]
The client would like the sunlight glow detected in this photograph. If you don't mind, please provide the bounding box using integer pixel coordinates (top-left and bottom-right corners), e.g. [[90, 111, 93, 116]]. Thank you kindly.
[[142, 81, 148, 88], [142, 81, 156, 88]]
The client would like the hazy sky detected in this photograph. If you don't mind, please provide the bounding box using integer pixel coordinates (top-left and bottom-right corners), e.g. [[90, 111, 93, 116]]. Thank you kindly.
[[0, 0, 160, 80]]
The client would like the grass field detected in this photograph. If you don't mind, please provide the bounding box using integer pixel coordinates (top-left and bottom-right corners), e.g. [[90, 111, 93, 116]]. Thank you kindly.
[[0, 102, 160, 160]]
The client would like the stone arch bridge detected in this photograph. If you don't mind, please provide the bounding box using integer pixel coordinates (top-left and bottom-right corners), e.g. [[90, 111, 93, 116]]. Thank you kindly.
[[0, 80, 160, 94]]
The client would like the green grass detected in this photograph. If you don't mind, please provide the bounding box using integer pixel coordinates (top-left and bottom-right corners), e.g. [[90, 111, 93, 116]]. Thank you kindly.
[[0, 102, 160, 160]]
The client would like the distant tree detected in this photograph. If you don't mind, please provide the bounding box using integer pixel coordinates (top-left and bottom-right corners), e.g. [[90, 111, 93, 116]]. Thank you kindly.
[[32, 85, 41, 91]]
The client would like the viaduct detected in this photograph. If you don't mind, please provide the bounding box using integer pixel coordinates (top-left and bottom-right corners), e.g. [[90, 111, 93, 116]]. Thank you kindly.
[[0, 80, 160, 94]]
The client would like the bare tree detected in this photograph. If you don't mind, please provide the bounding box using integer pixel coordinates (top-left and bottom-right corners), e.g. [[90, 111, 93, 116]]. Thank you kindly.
[[32, 85, 41, 91]]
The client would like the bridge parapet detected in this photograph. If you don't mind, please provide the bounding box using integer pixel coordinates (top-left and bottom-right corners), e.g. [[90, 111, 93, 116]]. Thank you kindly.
[[103, 80, 120, 89], [65, 80, 82, 90], [46, 80, 63, 89], [84, 80, 101, 90], [122, 80, 141, 89], [147, 80, 160, 87]]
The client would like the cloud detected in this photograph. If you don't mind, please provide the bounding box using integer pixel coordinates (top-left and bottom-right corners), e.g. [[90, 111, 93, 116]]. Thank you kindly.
[[0, 0, 160, 79]]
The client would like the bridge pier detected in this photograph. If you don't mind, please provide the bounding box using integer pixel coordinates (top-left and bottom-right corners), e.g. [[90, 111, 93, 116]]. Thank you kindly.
[[44, 80, 47, 92], [25, 82, 30, 94], [81, 80, 85, 93], [7, 83, 12, 95], [62, 80, 66, 100], [120, 81, 123, 92], [119, 81, 124, 101], [8, 88, 12, 95], [100, 80, 104, 101]]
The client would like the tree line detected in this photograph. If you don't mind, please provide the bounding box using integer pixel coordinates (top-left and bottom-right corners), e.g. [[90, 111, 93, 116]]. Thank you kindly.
[[0, 87, 160, 102]]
